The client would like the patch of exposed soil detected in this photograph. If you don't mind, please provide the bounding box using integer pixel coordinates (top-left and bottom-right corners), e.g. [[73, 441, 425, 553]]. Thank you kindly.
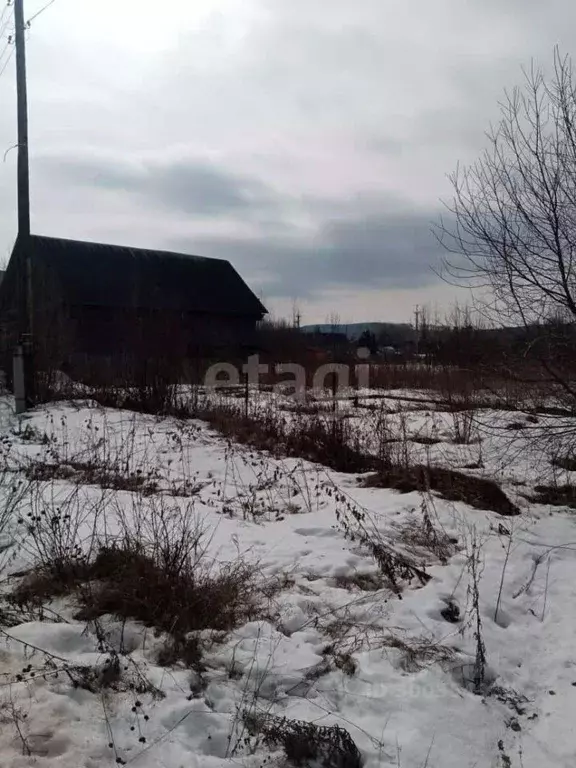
[[364, 465, 519, 516]]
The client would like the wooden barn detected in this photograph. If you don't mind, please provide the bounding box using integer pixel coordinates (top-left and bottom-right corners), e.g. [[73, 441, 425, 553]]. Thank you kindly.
[[0, 234, 267, 383]]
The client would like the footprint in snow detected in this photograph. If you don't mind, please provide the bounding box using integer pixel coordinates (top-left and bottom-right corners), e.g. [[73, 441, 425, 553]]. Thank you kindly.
[[294, 527, 340, 538]]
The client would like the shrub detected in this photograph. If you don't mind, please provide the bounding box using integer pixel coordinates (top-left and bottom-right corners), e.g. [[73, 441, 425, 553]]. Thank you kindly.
[[529, 484, 576, 508], [331, 486, 430, 594], [76, 543, 261, 639], [11, 494, 267, 670], [25, 460, 159, 495], [551, 454, 576, 472], [199, 403, 378, 474], [364, 465, 519, 516], [399, 496, 458, 563], [243, 714, 363, 768]]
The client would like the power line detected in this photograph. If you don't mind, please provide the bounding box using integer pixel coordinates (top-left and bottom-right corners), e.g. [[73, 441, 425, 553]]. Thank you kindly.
[[0, 30, 13, 72], [26, 0, 56, 26], [0, 39, 11, 67], [0, 16, 14, 67], [0, 39, 13, 78], [0, 2, 13, 32], [0, 24, 13, 43], [0, 0, 58, 78], [0, 7, 13, 40], [0, 26, 11, 49]]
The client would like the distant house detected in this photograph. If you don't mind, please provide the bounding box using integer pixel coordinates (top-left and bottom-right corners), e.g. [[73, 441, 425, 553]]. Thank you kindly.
[[379, 345, 397, 361], [0, 235, 267, 382]]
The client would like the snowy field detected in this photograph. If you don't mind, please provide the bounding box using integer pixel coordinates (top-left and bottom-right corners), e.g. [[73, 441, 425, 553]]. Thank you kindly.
[[0, 393, 576, 767]]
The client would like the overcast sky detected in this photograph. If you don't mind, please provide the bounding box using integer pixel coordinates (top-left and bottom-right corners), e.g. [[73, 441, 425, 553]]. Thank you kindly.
[[0, 0, 575, 323]]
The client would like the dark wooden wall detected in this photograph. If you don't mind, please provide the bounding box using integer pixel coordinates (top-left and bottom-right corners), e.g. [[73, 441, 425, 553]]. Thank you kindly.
[[0, 250, 261, 386]]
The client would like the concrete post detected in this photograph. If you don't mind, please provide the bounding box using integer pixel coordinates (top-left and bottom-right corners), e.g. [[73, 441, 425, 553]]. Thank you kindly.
[[13, 344, 26, 414]]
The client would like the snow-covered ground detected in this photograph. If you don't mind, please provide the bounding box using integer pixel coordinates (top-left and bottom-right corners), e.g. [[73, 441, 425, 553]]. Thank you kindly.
[[1, 394, 576, 767]]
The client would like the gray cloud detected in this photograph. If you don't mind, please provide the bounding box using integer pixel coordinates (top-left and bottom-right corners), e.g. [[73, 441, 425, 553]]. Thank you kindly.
[[173, 209, 445, 300], [38, 155, 279, 218], [38, 151, 444, 297], [2, 0, 576, 321]]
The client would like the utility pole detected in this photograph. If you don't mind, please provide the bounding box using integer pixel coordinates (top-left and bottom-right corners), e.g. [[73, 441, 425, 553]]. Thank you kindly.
[[414, 305, 420, 357], [15, 0, 30, 239], [291, 299, 301, 330], [14, 0, 34, 409]]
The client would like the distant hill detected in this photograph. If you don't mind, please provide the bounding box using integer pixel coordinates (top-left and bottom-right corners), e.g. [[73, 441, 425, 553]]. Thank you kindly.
[[301, 322, 416, 344]]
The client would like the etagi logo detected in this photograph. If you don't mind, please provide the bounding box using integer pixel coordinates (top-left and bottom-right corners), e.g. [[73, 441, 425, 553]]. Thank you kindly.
[[204, 348, 372, 403]]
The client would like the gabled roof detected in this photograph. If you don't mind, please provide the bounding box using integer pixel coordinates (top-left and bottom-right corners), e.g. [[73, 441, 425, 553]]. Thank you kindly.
[[11, 235, 267, 316]]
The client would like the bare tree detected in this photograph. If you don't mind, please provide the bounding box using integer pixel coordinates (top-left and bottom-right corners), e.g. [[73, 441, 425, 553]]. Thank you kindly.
[[437, 49, 576, 402]]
